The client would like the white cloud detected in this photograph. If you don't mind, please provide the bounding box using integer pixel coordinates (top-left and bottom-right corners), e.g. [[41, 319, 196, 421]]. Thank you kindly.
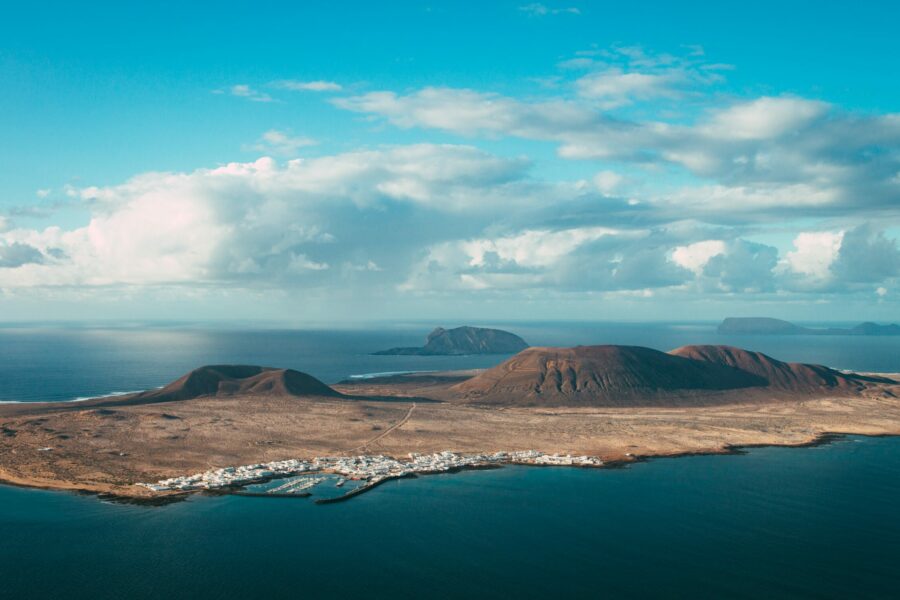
[[575, 69, 682, 107], [288, 253, 329, 272], [463, 227, 621, 268], [401, 226, 677, 292], [335, 79, 900, 218], [831, 225, 900, 284], [273, 80, 342, 92], [671, 240, 726, 273], [249, 130, 317, 156], [226, 84, 273, 102], [334, 87, 611, 156], [593, 170, 624, 194], [656, 184, 838, 214], [782, 231, 844, 281], [701, 97, 828, 141], [0, 145, 541, 289]]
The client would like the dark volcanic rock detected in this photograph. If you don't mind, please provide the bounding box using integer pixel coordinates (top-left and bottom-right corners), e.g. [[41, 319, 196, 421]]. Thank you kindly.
[[452, 345, 766, 406], [670, 345, 894, 391], [452, 343, 895, 407], [717, 317, 810, 335], [374, 326, 529, 356], [123, 365, 341, 404]]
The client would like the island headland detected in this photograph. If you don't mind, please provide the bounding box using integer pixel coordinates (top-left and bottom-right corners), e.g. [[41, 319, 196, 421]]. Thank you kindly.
[[373, 325, 529, 355], [1, 343, 898, 501], [718, 317, 900, 336]]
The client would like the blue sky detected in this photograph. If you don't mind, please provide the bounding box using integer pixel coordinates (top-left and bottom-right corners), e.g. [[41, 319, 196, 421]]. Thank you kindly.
[[1, 1, 899, 322]]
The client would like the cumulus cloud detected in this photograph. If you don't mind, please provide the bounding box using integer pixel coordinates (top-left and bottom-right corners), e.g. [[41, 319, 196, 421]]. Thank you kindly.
[[782, 231, 844, 283], [336, 81, 900, 219], [831, 225, 900, 284], [672, 238, 779, 293], [671, 240, 727, 273], [7, 43, 900, 311], [401, 226, 695, 293], [0, 145, 548, 289], [701, 240, 778, 292]]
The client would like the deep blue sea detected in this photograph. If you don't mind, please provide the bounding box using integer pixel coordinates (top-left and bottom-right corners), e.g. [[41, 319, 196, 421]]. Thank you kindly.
[[1, 322, 899, 598]]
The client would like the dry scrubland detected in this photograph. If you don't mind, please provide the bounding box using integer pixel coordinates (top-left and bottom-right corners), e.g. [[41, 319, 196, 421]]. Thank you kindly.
[[1, 378, 899, 498], [1, 345, 899, 498]]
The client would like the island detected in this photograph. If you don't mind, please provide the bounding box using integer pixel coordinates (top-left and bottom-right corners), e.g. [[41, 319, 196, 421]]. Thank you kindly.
[[718, 317, 900, 335], [373, 325, 529, 355], [0, 343, 898, 502]]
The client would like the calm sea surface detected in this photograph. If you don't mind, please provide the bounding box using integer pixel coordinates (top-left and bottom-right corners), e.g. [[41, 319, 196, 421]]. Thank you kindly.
[[1, 321, 899, 402], [0, 322, 899, 598]]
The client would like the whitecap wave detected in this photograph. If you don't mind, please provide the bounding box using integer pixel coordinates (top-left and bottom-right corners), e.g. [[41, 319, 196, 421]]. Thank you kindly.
[[0, 388, 157, 404], [347, 370, 430, 380]]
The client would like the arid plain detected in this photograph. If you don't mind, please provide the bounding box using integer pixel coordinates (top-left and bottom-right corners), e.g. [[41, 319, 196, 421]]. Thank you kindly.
[[1, 344, 899, 499]]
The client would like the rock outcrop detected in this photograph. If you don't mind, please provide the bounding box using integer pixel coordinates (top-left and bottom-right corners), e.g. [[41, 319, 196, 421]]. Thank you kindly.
[[374, 326, 529, 356], [451, 344, 895, 406], [120, 365, 341, 404]]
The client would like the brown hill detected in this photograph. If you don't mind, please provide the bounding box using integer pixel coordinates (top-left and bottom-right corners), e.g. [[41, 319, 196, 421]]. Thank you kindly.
[[121, 365, 342, 404], [669, 345, 893, 392], [452, 345, 766, 407]]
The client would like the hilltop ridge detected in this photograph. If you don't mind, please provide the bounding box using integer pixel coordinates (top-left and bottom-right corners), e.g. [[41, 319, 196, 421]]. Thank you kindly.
[[450, 343, 894, 406], [118, 365, 342, 404]]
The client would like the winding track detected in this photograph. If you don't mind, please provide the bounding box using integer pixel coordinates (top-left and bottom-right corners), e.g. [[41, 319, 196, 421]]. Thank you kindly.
[[352, 402, 416, 453]]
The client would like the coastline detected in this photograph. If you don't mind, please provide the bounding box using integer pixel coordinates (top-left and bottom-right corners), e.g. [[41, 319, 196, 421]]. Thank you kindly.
[[2, 430, 897, 504], [3, 366, 899, 504]]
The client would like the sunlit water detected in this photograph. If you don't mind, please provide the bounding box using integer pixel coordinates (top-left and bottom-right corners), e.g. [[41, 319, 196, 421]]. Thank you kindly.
[[1, 321, 898, 402]]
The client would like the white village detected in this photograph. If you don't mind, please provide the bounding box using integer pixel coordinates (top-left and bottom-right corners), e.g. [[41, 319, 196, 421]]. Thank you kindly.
[[139, 450, 604, 501]]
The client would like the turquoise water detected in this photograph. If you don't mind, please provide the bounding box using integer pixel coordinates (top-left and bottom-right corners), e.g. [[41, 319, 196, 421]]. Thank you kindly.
[[1, 436, 898, 599]]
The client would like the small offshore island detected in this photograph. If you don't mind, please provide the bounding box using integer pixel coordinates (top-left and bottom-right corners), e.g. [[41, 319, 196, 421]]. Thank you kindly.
[[1, 343, 899, 503]]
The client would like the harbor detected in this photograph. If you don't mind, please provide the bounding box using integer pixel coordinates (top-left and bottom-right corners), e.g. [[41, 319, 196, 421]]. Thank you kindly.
[[137, 451, 604, 502]]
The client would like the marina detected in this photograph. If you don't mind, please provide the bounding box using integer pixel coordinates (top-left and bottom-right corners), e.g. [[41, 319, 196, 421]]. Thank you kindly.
[[138, 451, 604, 502]]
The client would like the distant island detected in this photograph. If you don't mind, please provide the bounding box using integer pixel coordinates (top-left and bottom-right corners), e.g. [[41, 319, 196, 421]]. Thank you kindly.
[[373, 326, 529, 355], [1, 342, 897, 502], [718, 317, 900, 336]]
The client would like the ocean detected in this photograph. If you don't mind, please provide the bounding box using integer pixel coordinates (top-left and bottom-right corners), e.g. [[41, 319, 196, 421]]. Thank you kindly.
[[1, 322, 899, 598], [1, 321, 898, 402]]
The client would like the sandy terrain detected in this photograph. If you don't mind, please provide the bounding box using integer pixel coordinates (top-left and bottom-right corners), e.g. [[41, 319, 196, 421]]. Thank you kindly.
[[1, 372, 899, 499]]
